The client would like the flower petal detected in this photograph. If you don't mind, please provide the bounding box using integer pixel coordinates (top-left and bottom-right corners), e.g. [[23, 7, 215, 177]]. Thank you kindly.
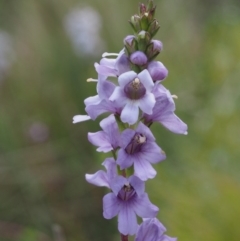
[[134, 158, 157, 181], [157, 113, 188, 135], [84, 95, 101, 106], [121, 101, 139, 125], [85, 170, 109, 188], [88, 132, 112, 152], [109, 87, 127, 106], [118, 71, 137, 88], [136, 122, 155, 142], [86, 99, 119, 120], [135, 218, 167, 241], [103, 193, 121, 219], [118, 204, 138, 235], [94, 62, 118, 77], [141, 141, 166, 164], [102, 158, 118, 181], [138, 69, 154, 92], [100, 115, 120, 149], [120, 128, 136, 148], [110, 176, 127, 196], [128, 175, 145, 196], [117, 149, 134, 169], [133, 193, 159, 218], [139, 93, 156, 115]]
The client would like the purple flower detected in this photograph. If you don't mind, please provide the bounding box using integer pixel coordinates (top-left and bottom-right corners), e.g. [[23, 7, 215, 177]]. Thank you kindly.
[[130, 51, 148, 66], [103, 175, 159, 235], [109, 70, 156, 125], [147, 61, 168, 82], [85, 157, 117, 188], [94, 49, 131, 77], [117, 122, 166, 181], [88, 114, 120, 152], [135, 218, 177, 241], [144, 84, 188, 135]]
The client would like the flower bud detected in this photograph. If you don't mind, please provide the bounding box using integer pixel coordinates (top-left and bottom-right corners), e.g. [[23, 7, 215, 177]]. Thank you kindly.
[[130, 51, 148, 66], [147, 19, 160, 37], [147, 61, 168, 82], [129, 15, 141, 33], [124, 35, 138, 55], [146, 40, 163, 60], [139, 3, 147, 15], [137, 31, 151, 51]]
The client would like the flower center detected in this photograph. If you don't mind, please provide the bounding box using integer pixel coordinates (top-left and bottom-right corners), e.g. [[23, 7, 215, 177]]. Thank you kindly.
[[125, 133, 147, 154], [124, 78, 146, 100], [118, 182, 136, 201]]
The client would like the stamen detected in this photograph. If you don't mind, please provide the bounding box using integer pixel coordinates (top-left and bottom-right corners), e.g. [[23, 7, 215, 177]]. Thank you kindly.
[[144, 13, 149, 17], [132, 78, 140, 89], [138, 135, 146, 144], [87, 78, 98, 82], [172, 94, 178, 99], [102, 52, 119, 58]]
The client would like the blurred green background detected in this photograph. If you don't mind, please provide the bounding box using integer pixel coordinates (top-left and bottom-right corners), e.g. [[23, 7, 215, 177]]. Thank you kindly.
[[0, 0, 240, 240]]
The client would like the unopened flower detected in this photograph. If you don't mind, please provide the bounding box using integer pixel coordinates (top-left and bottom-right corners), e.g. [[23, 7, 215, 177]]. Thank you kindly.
[[130, 51, 148, 66], [109, 70, 155, 125], [147, 61, 168, 82], [103, 175, 159, 235]]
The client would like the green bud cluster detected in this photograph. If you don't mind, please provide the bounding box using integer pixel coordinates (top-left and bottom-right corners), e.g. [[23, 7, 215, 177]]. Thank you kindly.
[[124, 0, 161, 72]]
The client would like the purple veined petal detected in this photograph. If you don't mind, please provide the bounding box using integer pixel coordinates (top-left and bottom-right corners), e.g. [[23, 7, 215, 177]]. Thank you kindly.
[[138, 69, 154, 92], [85, 170, 110, 188], [118, 71, 137, 88], [161, 235, 178, 241], [139, 93, 156, 115], [94, 62, 118, 77], [128, 175, 145, 196], [102, 158, 117, 181], [135, 122, 155, 142], [133, 193, 159, 218], [120, 101, 139, 125], [157, 112, 188, 135], [88, 132, 112, 152], [120, 128, 136, 148], [134, 158, 157, 181], [103, 193, 121, 219], [141, 141, 166, 164], [84, 95, 101, 106], [100, 115, 120, 149], [118, 204, 138, 235], [110, 176, 126, 196], [116, 149, 135, 169], [73, 115, 91, 123]]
